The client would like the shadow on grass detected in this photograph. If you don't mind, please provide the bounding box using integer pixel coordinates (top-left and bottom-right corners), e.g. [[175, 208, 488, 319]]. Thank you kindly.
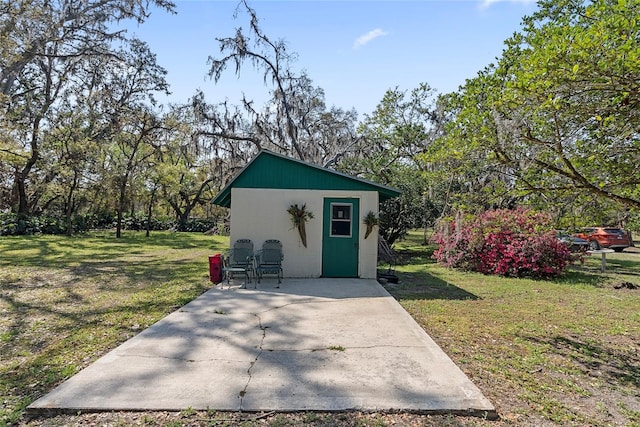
[[0, 232, 226, 269], [384, 270, 480, 301], [601, 258, 640, 277], [525, 334, 640, 390], [381, 244, 479, 301], [0, 273, 210, 424], [394, 248, 435, 266], [555, 269, 607, 287], [70, 257, 208, 287], [561, 262, 640, 287], [0, 233, 220, 424]]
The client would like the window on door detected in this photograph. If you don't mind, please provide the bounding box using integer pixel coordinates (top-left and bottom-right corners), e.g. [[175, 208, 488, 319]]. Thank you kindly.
[[330, 203, 352, 237]]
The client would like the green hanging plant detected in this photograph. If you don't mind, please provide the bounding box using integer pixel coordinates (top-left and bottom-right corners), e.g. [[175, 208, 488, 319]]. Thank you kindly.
[[287, 203, 314, 247], [363, 211, 379, 239]]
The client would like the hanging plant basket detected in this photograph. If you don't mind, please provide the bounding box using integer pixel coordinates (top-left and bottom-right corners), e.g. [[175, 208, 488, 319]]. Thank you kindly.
[[363, 211, 379, 239], [287, 203, 314, 247]]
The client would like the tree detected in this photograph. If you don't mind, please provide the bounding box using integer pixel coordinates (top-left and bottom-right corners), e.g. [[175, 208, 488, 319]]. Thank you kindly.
[[423, 73, 523, 214], [155, 106, 219, 230], [438, 0, 639, 218], [45, 111, 100, 235], [206, 0, 304, 159], [428, 0, 640, 225], [199, 0, 360, 170], [91, 40, 169, 237], [343, 85, 445, 244], [499, 0, 640, 209], [0, 0, 175, 217]]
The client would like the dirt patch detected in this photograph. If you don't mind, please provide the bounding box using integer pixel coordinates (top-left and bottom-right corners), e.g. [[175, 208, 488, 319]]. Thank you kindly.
[[21, 410, 506, 426]]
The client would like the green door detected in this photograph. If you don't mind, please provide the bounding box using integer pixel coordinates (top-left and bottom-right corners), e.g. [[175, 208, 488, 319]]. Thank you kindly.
[[322, 198, 359, 277]]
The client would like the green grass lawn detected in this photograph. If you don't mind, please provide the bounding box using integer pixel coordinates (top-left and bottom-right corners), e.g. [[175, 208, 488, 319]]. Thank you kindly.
[[0, 232, 223, 426], [388, 231, 640, 426], [1, 231, 639, 426]]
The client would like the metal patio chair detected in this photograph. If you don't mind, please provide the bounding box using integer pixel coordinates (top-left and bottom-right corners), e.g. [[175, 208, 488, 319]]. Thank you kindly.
[[222, 239, 254, 287], [254, 239, 284, 286]]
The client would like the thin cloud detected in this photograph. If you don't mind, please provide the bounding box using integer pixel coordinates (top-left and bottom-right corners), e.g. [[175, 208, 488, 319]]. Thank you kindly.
[[353, 28, 389, 49], [480, 0, 536, 9]]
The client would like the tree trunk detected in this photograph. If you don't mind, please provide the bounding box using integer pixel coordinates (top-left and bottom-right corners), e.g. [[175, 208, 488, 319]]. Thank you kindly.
[[116, 176, 127, 239], [178, 211, 190, 231], [15, 145, 39, 215], [146, 188, 156, 238], [15, 172, 29, 215], [65, 170, 79, 236], [116, 209, 123, 238]]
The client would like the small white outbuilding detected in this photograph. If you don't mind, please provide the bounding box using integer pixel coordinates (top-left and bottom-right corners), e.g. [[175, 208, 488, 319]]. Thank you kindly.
[[212, 150, 401, 279]]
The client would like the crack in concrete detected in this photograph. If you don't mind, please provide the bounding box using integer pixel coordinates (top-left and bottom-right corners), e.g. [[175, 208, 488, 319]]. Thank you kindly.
[[238, 312, 266, 409], [234, 300, 424, 409], [234, 298, 413, 408]]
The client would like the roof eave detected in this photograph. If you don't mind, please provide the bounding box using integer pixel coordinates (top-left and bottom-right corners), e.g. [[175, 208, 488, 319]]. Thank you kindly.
[[211, 149, 402, 208]]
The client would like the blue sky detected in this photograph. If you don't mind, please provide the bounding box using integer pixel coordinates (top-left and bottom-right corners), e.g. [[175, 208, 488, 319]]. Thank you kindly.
[[126, 0, 538, 117]]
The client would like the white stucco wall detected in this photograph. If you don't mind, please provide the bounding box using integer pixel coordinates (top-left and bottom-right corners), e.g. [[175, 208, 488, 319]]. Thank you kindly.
[[229, 188, 380, 278]]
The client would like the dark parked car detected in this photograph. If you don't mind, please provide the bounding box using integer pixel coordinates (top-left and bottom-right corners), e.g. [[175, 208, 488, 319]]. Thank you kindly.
[[555, 230, 589, 252], [573, 227, 631, 252]]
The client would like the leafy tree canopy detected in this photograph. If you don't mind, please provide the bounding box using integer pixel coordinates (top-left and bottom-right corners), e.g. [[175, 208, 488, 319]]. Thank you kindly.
[[428, 0, 640, 222]]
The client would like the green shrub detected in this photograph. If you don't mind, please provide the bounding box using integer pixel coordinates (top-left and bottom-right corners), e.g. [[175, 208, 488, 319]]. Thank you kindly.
[[0, 211, 223, 235]]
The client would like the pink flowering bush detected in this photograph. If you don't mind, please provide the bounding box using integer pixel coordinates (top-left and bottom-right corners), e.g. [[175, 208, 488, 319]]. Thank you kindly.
[[432, 208, 574, 279]]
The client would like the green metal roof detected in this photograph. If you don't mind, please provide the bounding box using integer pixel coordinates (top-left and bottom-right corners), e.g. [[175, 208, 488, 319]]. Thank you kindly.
[[212, 150, 401, 208]]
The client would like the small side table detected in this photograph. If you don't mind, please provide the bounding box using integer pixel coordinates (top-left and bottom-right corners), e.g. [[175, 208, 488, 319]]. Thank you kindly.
[[586, 249, 615, 272]]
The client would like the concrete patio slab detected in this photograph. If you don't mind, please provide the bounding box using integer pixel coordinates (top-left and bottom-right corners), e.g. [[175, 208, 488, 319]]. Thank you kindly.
[[28, 279, 495, 416]]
